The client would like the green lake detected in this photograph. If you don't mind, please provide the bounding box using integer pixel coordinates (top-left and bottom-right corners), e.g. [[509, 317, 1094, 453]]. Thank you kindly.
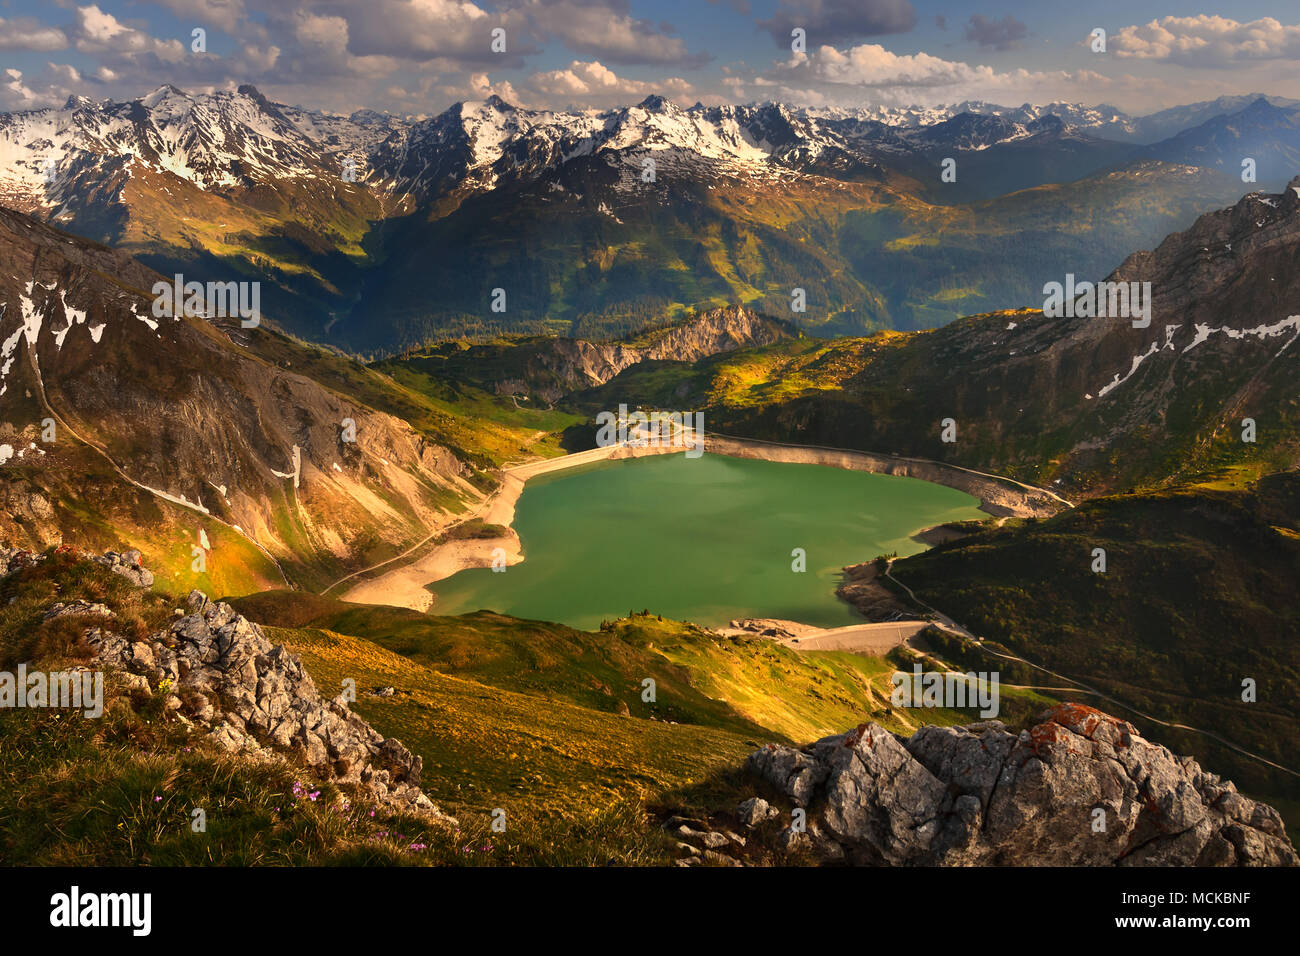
[[429, 453, 984, 630]]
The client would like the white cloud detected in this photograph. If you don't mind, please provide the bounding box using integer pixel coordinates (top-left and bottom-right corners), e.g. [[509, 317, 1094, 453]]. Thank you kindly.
[[71, 5, 188, 64], [3, 69, 42, 106], [0, 17, 68, 52], [437, 71, 528, 107], [752, 43, 1209, 111], [0, 0, 699, 113], [1110, 15, 1300, 67], [343, 0, 498, 59], [2, 66, 82, 108], [527, 59, 694, 107], [789, 44, 999, 89]]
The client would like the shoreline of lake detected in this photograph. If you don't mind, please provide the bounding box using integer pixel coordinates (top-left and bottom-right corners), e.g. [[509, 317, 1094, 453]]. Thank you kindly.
[[339, 435, 1067, 618]]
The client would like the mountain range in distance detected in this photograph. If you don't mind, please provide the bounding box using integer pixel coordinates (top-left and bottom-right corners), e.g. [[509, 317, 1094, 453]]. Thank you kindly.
[[2, 86, 1298, 349]]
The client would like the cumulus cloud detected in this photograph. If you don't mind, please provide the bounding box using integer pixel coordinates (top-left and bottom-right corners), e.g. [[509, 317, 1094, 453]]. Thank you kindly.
[[964, 14, 1027, 51], [273, 11, 395, 79], [530, 59, 638, 97], [0, 17, 69, 52], [2, 69, 42, 106], [1109, 15, 1300, 67], [760, 43, 1137, 109], [6, 1, 1297, 116], [70, 5, 188, 64], [760, 0, 917, 48], [327, 0, 525, 64], [2, 65, 88, 108], [783, 44, 998, 90], [0, 0, 711, 113], [436, 71, 528, 106], [526, 59, 694, 107], [507, 0, 707, 66], [48, 4, 294, 101]]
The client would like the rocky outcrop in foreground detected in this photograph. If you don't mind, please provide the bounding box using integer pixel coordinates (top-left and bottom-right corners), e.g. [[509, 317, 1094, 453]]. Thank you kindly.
[[89, 588, 454, 824], [6, 544, 452, 825], [1, 546, 153, 587], [746, 704, 1297, 866]]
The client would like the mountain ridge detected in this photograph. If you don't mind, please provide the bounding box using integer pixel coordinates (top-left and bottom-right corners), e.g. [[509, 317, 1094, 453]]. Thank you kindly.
[[2, 85, 1279, 346]]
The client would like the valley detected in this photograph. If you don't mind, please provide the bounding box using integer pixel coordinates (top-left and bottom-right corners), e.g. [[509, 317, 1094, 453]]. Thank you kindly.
[[1, 82, 1298, 870], [4, 87, 1285, 345]]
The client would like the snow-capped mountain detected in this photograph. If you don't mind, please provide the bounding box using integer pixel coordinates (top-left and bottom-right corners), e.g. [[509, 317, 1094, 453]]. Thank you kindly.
[[0, 85, 1153, 217], [0, 85, 329, 209], [806, 100, 1139, 140], [0, 84, 1273, 349], [1132, 93, 1300, 144], [5, 83, 1293, 221]]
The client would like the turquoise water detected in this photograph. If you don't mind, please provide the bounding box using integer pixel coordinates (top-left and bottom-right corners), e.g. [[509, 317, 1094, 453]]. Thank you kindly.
[[429, 453, 984, 630]]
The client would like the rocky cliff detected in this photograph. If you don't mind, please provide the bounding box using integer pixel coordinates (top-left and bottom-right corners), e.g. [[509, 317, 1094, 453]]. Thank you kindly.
[[524, 305, 793, 400], [0, 206, 480, 589], [742, 704, 1297, 866], [2, 546, 453, 824], [386, 305, 795, 404], [92, 587, 453, 823]]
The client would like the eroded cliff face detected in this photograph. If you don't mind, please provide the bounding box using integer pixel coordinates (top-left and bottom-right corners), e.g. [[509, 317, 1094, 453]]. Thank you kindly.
[[486, 306, 794, 402], [742, 704, 1297, 867], [0, 207, 477, 586]]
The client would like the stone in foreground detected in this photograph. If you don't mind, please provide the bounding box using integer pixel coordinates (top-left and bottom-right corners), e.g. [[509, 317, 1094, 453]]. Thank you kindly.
[[746, 704, 1297, 866]]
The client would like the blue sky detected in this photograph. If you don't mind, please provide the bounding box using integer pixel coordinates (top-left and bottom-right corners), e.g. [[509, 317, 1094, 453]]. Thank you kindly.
[[2, 1, 1299, 115]]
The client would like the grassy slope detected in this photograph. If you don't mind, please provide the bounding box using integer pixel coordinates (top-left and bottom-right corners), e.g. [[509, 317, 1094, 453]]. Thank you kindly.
[[2, 440, 287, 596], [0, 553, 692, 864], [229, 590, 982, 744], [245, 325, 570, 471], [5, 553, 1031, 864], [570, 312, 1298, 496], [272, 625, 758, 821], [889, 473, 1300, 839], [0, 553, 442, 865]]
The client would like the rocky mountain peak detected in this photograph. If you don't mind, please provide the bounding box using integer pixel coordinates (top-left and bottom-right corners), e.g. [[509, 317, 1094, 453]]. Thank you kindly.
[[636, 94, 677, 113], [1241, 95, 1287, 118], [139, 84, 190, 109]]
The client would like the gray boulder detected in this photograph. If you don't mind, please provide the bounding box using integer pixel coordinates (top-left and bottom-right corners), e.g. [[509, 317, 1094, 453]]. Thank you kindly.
[[746, 704, 1298, 866], [736, 796, 781, 828]]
